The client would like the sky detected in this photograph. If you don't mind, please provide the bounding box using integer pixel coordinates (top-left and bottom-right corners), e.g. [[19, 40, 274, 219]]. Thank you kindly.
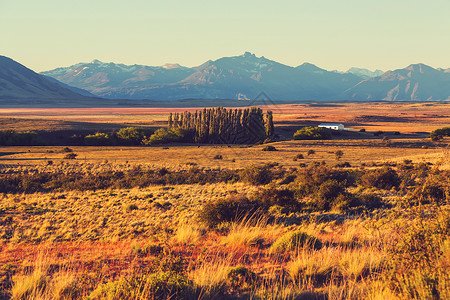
[[1, 0, 449, 72]]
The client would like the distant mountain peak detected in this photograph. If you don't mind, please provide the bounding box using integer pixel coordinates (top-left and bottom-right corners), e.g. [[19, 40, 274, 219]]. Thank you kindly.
[[242, 51, 256, 58], [346, 67, 384, 79], [91, 59, 103, 64], [162, 63, 182, 69], [405, 63, 435, 73]]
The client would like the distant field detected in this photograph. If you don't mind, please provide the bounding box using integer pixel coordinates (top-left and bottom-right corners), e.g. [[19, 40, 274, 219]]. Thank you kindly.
[[0, 102, 449, 133], [1, 138, 448, 171]]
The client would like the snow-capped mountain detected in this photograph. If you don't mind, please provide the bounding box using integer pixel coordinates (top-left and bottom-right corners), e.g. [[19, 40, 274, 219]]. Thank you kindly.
[[41, 52, 363, 100], [346, 67, 384, 79], [344, 64, 450, 101]]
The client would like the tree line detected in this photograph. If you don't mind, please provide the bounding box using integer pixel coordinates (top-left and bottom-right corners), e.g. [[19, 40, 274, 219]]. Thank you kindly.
[[167, 107, 274, 144]]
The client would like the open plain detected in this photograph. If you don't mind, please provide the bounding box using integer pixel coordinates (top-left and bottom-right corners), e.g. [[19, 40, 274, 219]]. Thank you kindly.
[[0, 102, 449, 299]]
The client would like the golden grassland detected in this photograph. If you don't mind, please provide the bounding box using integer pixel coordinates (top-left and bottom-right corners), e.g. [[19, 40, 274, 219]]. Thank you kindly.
[[0, 102, 449, 132], [0, 102, 449, 299], [1, 137, 449, 171]]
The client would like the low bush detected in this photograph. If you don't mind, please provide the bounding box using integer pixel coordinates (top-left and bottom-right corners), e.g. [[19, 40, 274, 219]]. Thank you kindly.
[[0, 130, 42, 146], [117, 127, 153, 145], [250, 187, 300, 211], [429, 126, 450, 139], [293, 127, 332, 140], [63, 153, 77, 160], [360, 167, 400, 190], [143, 128, 193, 145], [239, 165, 275, 185], [262, 145, 277, 151], [271, 231, 322, 251], [197, 195, 260, 228], [226, 266, 257, 292], [85, 133, 114, 146]]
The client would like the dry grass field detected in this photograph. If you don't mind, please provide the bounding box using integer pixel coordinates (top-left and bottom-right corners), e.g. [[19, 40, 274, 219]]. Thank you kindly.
[[0, 102, 449, 299]]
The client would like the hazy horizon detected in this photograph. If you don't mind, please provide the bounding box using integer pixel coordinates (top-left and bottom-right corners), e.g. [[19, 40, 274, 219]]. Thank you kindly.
[[1, 0, 449, 72]]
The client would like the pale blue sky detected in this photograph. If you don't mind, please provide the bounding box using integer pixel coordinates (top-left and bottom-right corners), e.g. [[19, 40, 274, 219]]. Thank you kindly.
[[1, 0, 449, 72]]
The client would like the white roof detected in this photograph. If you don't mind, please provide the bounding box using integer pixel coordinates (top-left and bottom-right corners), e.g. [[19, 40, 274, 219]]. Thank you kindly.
[[319, 123, 344, 126]]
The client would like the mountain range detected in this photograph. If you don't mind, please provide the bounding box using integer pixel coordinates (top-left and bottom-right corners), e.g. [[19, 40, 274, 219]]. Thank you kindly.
[[1, 53, 449, 104], [0, 55, 93, 102]]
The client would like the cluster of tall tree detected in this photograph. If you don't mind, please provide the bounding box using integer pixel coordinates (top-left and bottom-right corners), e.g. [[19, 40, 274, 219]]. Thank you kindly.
[[168, 107, 274, 144]]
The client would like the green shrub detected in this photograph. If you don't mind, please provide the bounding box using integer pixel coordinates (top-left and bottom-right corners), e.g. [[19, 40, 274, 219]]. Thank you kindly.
[[271, 231, 322, 251], [250, 188, 300, 211], [295, 166, 356, 197], [85, 133, 114, 146], [197, 195, 259, 228], [293, 127, 332, 140], [295, 154, 304, 160], [0, 130, 41, 146], [360, 167, 400, 190], [240, 165, 274, 185], [262, 145, 277, 151], [143, 128, 193, 145], [117, 127, 153, 145], [63, 153, 77, 160], [226, 266, 257, 291], [429, 127, 450, 139]]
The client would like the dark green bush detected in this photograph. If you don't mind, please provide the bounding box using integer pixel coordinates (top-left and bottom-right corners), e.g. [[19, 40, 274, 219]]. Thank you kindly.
[[143, 128, 193, 145], [85, 133, 114, 146], [271, 231, 322, 251], [197, 195, 259, 228], [429, 127, 450, 139], [64, 153, 78, 160], [251, 188, 300, 211], [313, 180, 349, 211], [293, 127, 332, 140], [240, 165, 274, 185], [262, 145, 277, 151], [117, 127, 153, 145], [0, 130, 42, 146], [360, 167, 400, 190], [227, 266, 257, 291]]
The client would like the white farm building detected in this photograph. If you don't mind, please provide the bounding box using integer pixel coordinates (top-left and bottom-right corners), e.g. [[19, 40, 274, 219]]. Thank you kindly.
[[318, 123, 345, 131]]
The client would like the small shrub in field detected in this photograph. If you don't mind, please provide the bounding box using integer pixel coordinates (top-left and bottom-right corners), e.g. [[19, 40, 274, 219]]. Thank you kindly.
[[313, 180, 348, 211], [411, 179, 448, 205], [262, 145, 277, 151], [335, 162, 351, 168], [85, 133, 114, 146], [240, 165, 274, 185], [335, 150, 344, 161], [307, 150, 315, 156], [356, 193, 385, 210], [226, 266, 257, 291], [251, 188, 300, 211], [62, 147, 73, 153], [87, 271, 192, 300], [213, 154, 223, 160], [429, 126, 450, 139], [360, 167, 400, 190], [63, 153, 77, 160], [295, 154, 304, 160], [271, 231, 322, 252], [293, 127, 332, 140], [125, 204, 138, 211], [197, 195, 259, 228]]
